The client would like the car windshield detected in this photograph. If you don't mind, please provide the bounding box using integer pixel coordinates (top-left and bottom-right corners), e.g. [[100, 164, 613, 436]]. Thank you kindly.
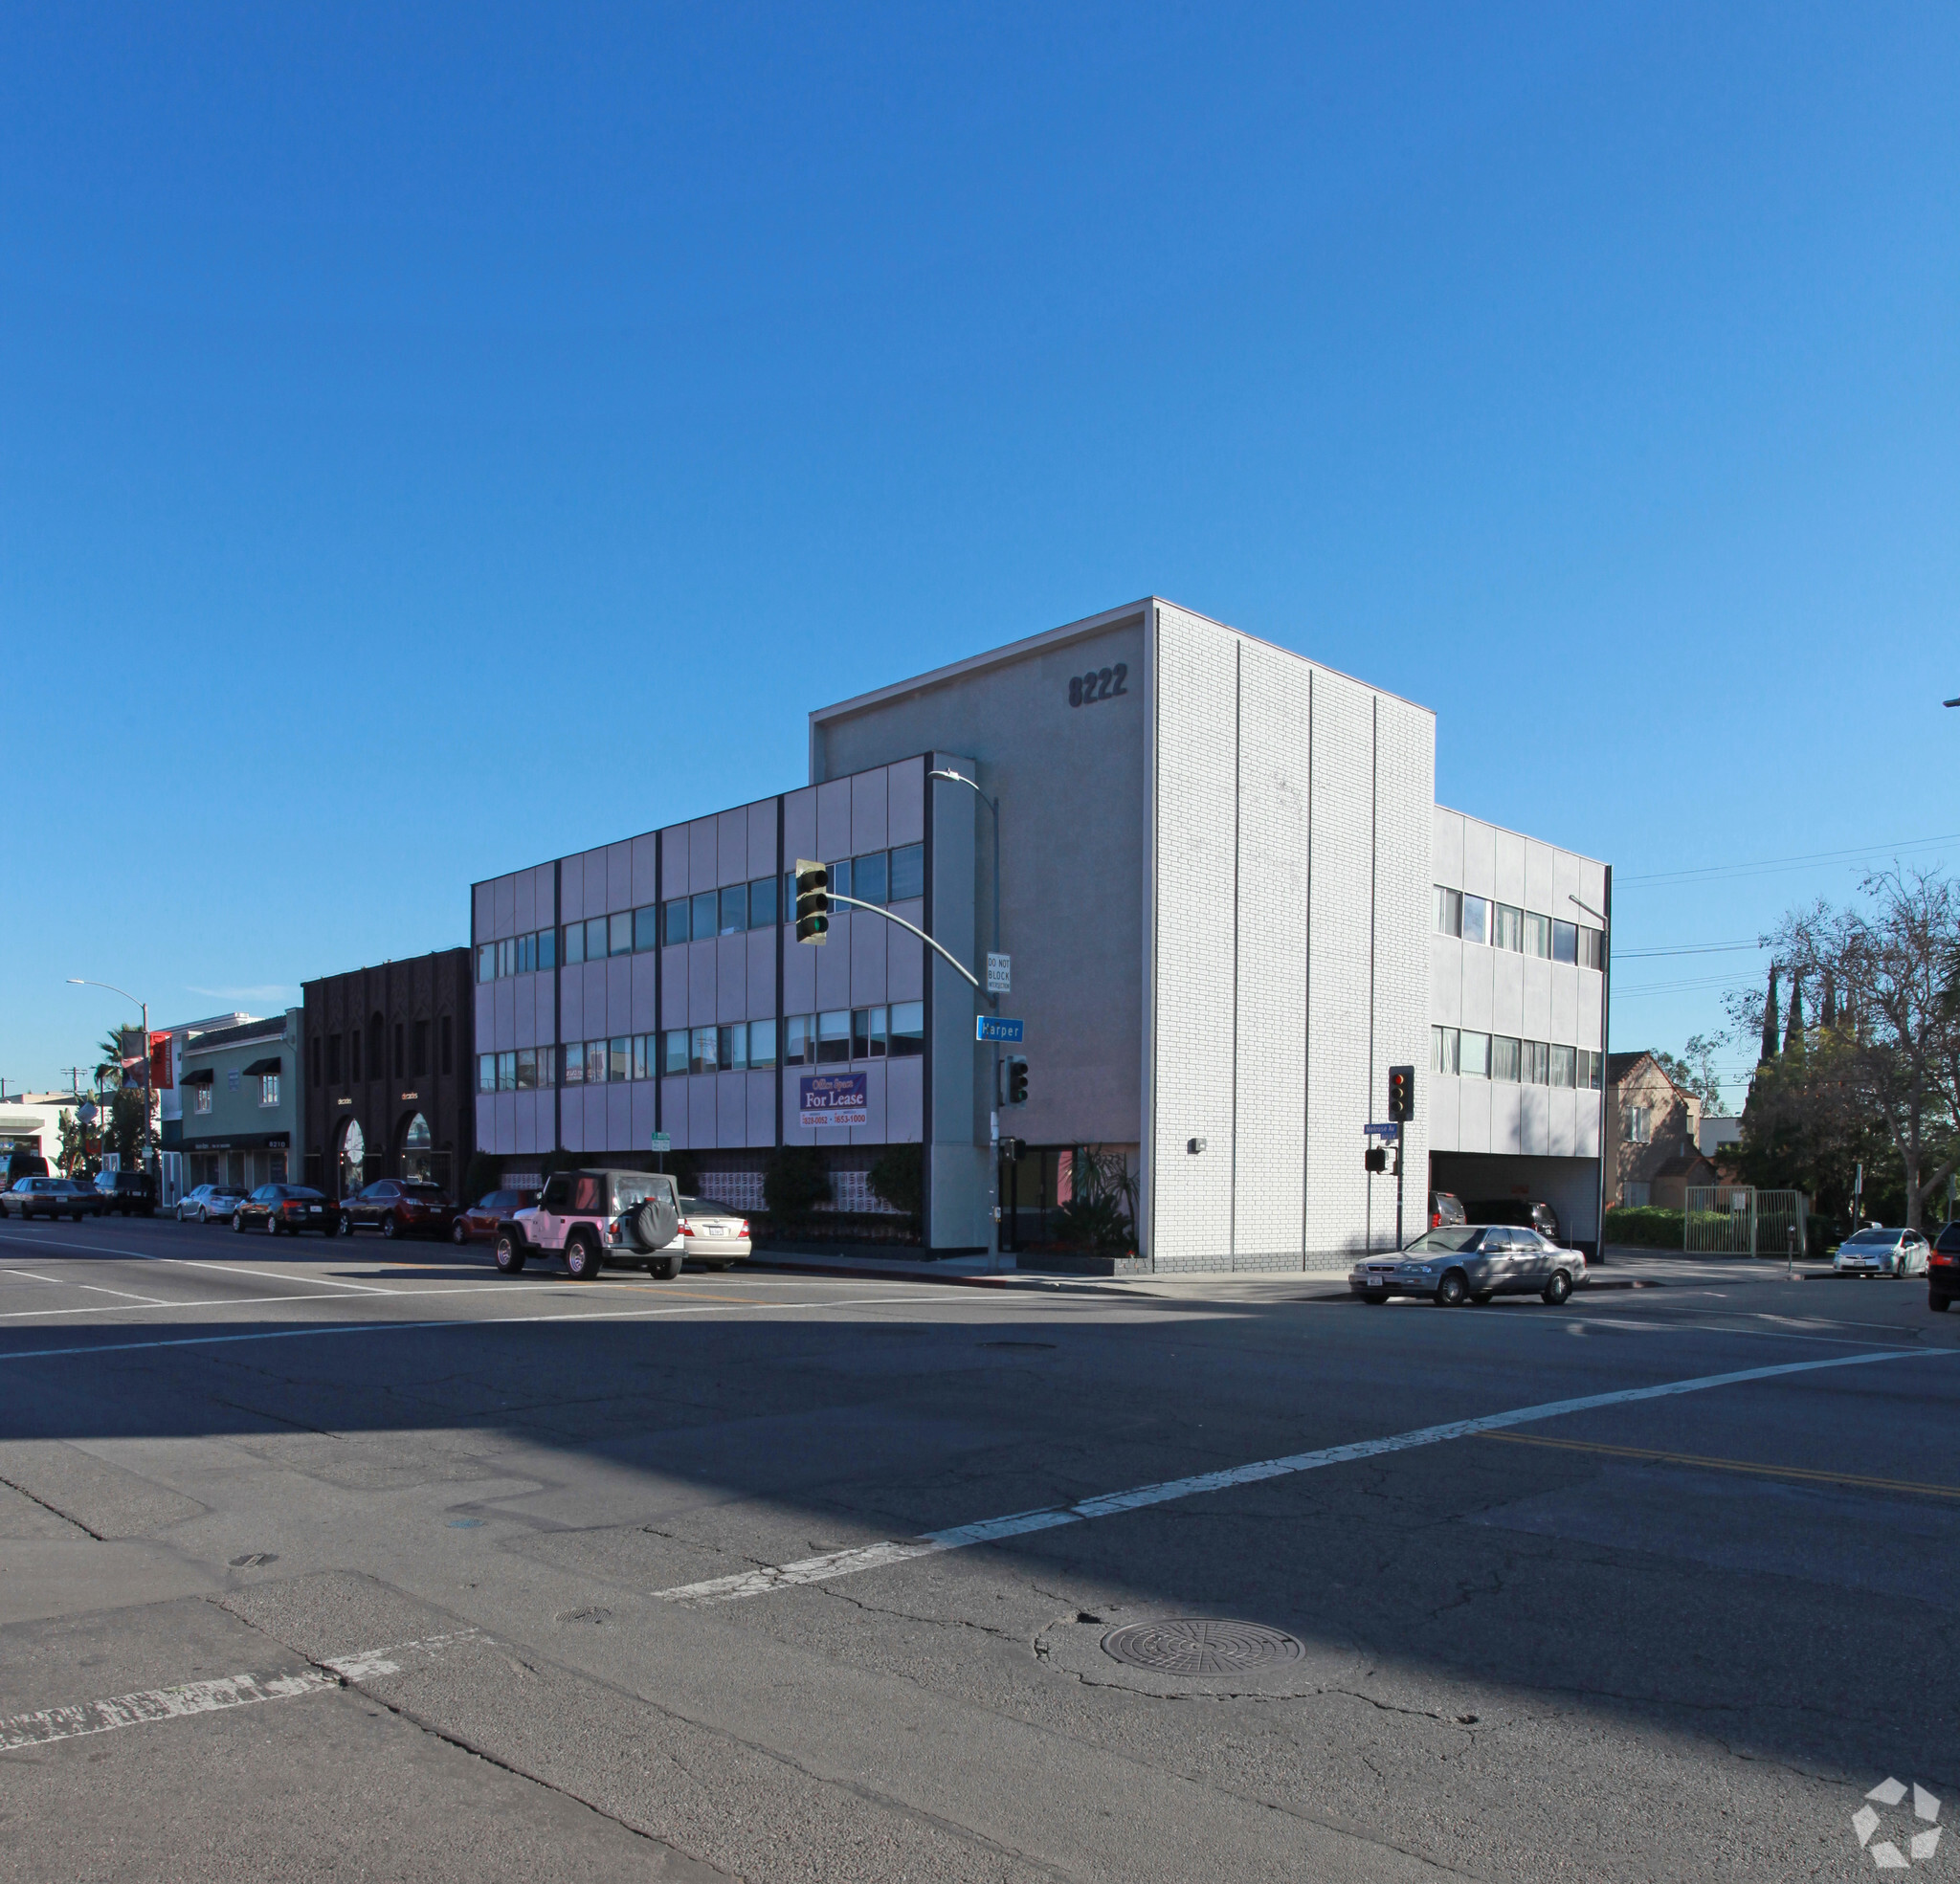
[[1401, 1228, 1482, 1254], [1845, 1230, 1897, 1245], [403, 1185, 445, 1199], [681, 1197, 740, 1215]]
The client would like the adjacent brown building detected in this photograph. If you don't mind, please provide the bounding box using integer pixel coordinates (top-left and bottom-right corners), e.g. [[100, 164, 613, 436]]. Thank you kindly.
[[1604, 1050, 1720, 1208], [301, 950, 474, 1202]]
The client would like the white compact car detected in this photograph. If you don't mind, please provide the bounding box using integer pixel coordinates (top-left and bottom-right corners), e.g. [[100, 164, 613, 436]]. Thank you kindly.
[[1833, 1228, 1929, 1277]]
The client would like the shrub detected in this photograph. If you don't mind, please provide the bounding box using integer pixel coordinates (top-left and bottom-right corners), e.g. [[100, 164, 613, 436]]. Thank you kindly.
[[1604, 1205, 1684, 1248], [764, 1146, 832, 1220], [867, 1143, 923, 1227]]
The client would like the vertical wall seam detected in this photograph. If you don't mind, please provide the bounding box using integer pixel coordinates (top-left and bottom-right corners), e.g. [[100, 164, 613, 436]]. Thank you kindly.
[[1230, 636, 1241, 1270], [1301, 667, 1313, 1268], [1368, 696, 1379, 1252], [775, 796, 786, 1150]]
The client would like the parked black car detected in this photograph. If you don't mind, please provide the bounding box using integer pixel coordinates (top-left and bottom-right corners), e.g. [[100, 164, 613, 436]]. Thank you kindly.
[[5, 1150, 50, 1185], [1429, 1190, 1467, 1229], [1930, 1220, 1960, 1313], [234, 1184, 334, 1235], [93, 1170, 157, 1217], [1465, 1197, 1563, 1244]]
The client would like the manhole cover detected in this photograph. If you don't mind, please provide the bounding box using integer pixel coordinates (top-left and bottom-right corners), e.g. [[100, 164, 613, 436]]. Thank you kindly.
[[1102, 1618, 1303, 1675]]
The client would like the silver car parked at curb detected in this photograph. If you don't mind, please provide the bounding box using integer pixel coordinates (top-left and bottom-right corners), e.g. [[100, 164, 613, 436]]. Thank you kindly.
[[1350, 1224, 1587, 1307]]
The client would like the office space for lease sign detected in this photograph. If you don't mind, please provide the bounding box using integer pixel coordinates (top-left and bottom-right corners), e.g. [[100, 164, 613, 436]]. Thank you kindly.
[[799, 1073, 867, 1128]]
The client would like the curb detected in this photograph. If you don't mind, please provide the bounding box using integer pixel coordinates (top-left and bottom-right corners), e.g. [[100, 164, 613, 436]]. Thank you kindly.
[[746, 1256, 1132, 1297]]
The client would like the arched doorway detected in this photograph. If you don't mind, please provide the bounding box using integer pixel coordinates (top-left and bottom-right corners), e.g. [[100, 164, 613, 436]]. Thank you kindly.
[[400, 1112, 434, 1184], [338, 1118, 367, 1199]]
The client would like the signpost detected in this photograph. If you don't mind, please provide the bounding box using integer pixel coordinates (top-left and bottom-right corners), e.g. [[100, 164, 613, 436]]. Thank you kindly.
[[976, 1015, 1024, 1044], [798, 1072, 868, 1129], [986, 952, 1011, 994], [649, 1129, 670, 1172]]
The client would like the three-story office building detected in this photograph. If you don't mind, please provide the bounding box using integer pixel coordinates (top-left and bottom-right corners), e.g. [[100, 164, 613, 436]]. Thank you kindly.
[[473, 598, 1608, 1269]]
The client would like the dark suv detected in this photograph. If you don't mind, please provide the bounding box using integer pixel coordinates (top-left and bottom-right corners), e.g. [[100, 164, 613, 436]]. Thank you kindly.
[[93, 1170, 157, 1217], [1466, 1198, 1564, 1244], [338, 1180, 457, 1240], [1931, 1221, 1960, 1313]]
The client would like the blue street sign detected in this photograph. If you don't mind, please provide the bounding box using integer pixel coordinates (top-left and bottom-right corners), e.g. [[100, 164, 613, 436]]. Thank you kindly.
[[1365, 1121, 1400, 1141], [976, 1016, 1025, 1043]]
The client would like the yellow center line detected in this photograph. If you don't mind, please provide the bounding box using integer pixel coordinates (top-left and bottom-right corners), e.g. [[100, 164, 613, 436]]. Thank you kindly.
[[1477, 1430, 1960, 1499]]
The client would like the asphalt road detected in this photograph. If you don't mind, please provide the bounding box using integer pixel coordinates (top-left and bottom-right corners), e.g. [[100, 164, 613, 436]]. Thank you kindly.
[[0, 1215, 1953, 1882]]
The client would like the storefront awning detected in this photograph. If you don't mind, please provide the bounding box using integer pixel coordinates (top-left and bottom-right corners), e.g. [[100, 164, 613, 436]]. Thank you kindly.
[[241, 1057, 282, 1077], [180, 1069, 216, 1086]]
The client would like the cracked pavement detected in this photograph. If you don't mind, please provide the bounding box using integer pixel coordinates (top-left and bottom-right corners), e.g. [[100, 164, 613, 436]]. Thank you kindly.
[[0, 1221, 1954, 1879]]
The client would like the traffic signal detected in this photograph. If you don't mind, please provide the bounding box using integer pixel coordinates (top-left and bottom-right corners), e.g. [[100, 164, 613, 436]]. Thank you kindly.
[[1003, 1057, 1029, 1105], [998, 1136, 1024, 1163], [793, 859, 830, 944], [1364, 1144, 1387, 1174], [1388, 1063, 1414, 1123]]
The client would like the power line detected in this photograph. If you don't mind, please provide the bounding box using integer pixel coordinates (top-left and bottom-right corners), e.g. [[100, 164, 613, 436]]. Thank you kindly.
[[1614, 939, 1765, 960], [1618, 831, 1960, 887]]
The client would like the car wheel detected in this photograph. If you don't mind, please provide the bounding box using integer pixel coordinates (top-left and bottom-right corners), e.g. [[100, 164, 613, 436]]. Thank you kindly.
[[657, 1254, 682, 1281], [197, 1207, 209, 1224], [339, 1212, 353, 1237], [565, 1233, 603, 1281], [1435, 1270, 1469, 1308], [1542, 1269, 1573, 1306], [381, 1214, 398, 1240], [451, 1219, 467, 1246], [265, 1215, 279, 1236], [1362, 1290, 1389, 1305], [1471, 1292, 1494, 1305], [493, 1231, 526, 1274], [1931, 1295, 1950, 1313], [231, 1211, 245, 1232]]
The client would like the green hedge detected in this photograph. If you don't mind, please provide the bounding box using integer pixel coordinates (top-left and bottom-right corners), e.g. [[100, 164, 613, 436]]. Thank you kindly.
[[1603, 1206, 1684, 1248]]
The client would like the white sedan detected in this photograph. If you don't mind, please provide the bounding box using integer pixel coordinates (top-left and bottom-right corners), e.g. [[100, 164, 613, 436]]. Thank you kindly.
[[665, 1196, 752, 1270], [1833, 1228, 1929, 1278]]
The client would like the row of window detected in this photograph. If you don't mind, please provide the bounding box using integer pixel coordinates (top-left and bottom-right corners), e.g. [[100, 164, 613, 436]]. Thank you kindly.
[[1433, 887, 1605, 969], [314, 1019, 453, 1087], [476, 846, 927, 983], [476, 1002, 929, 1093], [189, 1074, 280, 1114], [1433, 1027, 1604, 1090]]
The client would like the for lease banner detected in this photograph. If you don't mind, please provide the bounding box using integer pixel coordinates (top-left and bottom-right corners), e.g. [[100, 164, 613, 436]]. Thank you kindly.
[[799, 1072, 867, 1128]]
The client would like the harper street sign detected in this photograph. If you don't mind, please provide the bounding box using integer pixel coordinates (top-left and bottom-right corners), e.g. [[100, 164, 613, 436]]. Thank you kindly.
[[799, 1072, 868, 1129], [976, 1016, 1024, 1043]]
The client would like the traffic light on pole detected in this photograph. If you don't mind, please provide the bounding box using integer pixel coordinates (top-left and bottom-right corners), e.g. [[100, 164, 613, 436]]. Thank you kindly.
[[793, 859, 830, 944], [1004, 1057, 1029, 1106], [1364, 1144, 1387, 1174], [1388, 1064, 1414, 1123]]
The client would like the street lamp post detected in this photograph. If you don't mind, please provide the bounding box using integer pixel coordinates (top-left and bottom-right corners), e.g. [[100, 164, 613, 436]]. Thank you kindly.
[[927, 767, 1004, 1267], [67, 979, 151, 1174], [1570, 881, 1612, 1267]]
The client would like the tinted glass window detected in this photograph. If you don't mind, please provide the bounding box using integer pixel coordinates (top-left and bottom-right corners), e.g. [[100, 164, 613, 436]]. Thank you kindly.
[[404, 1184, 445, 1199], [1552, 920, 1578, 964], [1406, 1228, 1482, 1253], [854, 851, 888, 906], [747, 874, 778, 926], [609, 911, 633, 957], [634, 905, 659, 951], [816, 1010, 852, 1063], [720, 884, 747, 934], [664, 898, 689, 945], [1459, 895, 1489, 946], [828, 857, 852, 901], [889, 1000, 924, 1057], [748, 1018, 778, 1067], [690, 891, 716, 940], [889, 843, 924, 902], [569, 1174, 604, 1213], [1432, 885, 1460, 935], [612, 1173, 673, 1211], [563, 920, 585, 964], [541, 1175, 572, 1211]]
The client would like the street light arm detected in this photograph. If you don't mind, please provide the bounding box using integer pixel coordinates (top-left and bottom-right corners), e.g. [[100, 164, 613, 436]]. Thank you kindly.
[[1568, 895, 1608, 926], [827, 895, 980, 988], [67, 976, 144, 1009]]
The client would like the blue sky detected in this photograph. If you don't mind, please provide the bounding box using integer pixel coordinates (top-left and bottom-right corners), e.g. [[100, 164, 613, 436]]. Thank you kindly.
[[3, 3, 1955, 1109]]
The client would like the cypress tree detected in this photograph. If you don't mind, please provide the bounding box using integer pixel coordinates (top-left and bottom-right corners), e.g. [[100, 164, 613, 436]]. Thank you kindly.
[[1784, 975, 1806, 1060], [1820, 971, 1838, 1033], [1760, 964, 1780, 1064]]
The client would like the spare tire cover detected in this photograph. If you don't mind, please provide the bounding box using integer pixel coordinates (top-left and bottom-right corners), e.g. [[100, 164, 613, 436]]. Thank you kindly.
[[627, 1193, 679, 1252]]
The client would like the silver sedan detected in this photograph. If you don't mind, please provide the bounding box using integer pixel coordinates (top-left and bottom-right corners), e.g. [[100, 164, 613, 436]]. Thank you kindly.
[[663, 1196, 753, 1270], [1833, 1228, 1929, 1277], [1350, 1225, 1587, 1307]]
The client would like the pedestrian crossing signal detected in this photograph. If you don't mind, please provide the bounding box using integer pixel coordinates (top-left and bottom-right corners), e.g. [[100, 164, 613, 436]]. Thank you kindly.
[[794, 860, 830, 944], [1364, 1144, 1387, 1174]]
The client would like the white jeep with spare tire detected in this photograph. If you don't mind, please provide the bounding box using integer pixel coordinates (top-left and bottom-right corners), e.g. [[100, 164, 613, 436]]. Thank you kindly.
[[493, 1168, 681, 1281]]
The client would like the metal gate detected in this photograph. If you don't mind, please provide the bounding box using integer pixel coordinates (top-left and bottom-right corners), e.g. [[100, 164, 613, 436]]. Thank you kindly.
[[1685, 1186, 1808, 1258]]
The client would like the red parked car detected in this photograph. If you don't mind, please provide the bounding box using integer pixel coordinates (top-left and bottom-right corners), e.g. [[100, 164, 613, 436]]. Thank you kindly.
[[338, 1180, 457, 1240], [452, 1187, 539, 1245]]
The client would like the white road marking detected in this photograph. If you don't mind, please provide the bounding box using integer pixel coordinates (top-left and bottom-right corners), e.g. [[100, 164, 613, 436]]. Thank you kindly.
[[653, 1345, 1957, 1603], [0, 1669, 338, 1749], [4, 1268, 168, 1306], [0, 1276, 732, 1321], [0, 1629, 483, 1752], [0, 1231, 392, 1293], [0, 1293, 968, 1363]]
